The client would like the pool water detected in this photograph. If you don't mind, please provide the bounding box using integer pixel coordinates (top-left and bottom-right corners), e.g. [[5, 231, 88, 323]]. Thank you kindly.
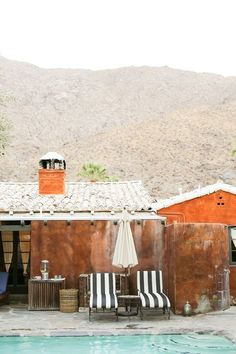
[[0, 334, 235, 354]]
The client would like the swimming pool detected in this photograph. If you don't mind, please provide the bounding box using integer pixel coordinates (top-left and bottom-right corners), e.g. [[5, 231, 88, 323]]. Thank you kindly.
[[0, 334, 235, 354]]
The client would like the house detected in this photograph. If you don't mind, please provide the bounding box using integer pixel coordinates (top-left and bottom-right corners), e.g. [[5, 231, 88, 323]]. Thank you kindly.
[[153, 183, 234, 313], [0, 152, 165, 298], [153, 182, 236, 225]]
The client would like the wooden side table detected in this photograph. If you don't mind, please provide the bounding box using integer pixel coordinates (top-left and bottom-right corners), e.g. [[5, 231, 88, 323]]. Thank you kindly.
[[118, 295, 140, 316], [28, 279, 65, 310]]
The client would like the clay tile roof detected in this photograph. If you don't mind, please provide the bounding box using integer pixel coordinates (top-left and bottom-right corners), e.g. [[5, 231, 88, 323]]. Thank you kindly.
[[0, 180, 153, 213], [152, 182, 236, 210]]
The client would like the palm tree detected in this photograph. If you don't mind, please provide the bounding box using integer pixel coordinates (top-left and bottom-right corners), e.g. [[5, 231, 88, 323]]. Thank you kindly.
[[78, 162, 118, 182]]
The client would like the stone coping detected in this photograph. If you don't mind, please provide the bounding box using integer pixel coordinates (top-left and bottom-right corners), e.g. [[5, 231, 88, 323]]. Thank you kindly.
[[0, 305, 235, 344]]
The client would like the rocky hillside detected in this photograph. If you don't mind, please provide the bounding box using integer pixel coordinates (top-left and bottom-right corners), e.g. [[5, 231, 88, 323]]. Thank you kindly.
[[0, 56, 236, 199]]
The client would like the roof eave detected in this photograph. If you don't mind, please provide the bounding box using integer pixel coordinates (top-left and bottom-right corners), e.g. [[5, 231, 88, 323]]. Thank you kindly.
[[0, 211, 165, 222]]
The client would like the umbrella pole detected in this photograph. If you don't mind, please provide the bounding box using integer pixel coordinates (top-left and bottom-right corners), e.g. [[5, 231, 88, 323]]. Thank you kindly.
[[124, 267, 130, 295], [126, 267, 130, 276], [125, 267, 132, 313]]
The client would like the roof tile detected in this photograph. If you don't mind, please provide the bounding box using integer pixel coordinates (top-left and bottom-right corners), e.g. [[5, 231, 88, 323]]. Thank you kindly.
[[0, 180, 153, 213]]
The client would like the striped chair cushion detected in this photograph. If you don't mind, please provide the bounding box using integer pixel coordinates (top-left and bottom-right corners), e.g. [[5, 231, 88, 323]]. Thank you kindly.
[[137, 270, 170, 308], [139, 292, 170, 308], [89, 273, 118, 309]]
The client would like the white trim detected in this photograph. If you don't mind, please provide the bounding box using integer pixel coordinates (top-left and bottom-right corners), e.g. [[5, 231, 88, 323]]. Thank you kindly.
[[152, 182, 236, 210], [0, 211, 165, 222]]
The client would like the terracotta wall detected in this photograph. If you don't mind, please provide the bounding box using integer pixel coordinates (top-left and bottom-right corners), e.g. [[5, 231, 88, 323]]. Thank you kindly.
[[38, 169, 65, 194], [30, 219, 165, 291], [158, 190, 236, 302], [158, 190, 236, 225], [164, 223, 230, 314], [229, 268, 236, 302]]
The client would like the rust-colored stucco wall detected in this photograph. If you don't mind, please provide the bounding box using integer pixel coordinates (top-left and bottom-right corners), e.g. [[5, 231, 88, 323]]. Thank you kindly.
[[164, 223, 230, 314], [158, 190, 236, 225], [30, 220, 165, 291], [158, 190, 236, 302], [38, 169, 65, 194], [229, 267, 236, 302]]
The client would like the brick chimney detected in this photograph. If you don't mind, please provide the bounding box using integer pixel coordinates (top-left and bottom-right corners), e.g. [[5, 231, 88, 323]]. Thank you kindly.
[[38, 152, 66, 195]]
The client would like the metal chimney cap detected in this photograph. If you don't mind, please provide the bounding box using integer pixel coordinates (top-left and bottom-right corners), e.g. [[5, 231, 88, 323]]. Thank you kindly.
[[40, 152, 65, 161]]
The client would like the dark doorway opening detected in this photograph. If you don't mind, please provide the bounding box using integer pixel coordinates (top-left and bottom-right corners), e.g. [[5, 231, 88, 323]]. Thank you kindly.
[[0, 225, 31, 294]]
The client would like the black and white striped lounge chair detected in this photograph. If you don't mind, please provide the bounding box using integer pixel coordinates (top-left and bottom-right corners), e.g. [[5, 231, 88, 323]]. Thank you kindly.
[[89, 272, 118, 321], [137, 270, 171, 319]]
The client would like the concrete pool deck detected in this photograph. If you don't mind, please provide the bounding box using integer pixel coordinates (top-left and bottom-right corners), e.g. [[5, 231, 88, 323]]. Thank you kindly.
[[0, 304, 236, 343]]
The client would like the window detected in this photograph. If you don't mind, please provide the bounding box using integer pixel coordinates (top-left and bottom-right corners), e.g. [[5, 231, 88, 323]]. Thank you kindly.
[[229, 227, 236, 265]]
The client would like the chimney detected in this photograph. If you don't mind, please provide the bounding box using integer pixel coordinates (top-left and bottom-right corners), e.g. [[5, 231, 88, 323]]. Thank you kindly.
[[38, 152, 66, 195]]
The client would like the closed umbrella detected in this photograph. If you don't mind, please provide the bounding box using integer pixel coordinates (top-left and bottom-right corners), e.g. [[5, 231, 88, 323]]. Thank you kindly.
[[112, 209, 138, 273]]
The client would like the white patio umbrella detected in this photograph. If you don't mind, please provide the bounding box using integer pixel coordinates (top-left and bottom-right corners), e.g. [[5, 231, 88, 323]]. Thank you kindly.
[[112, 209, 138, 274]]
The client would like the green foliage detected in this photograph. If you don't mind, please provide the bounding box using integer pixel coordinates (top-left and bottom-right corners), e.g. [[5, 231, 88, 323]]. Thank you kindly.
[[0, 94, 14, 105], [0, 93, 13, 155], [78, 162, 118, 182], [0, 115, 10, 153]]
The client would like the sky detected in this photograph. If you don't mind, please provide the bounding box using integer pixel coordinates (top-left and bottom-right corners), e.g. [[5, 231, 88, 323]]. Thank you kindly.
[[0, 0, 236, 76]]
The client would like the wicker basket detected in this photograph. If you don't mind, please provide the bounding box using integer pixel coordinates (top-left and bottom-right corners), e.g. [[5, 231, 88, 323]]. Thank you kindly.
[[59, 289, 78, 313]]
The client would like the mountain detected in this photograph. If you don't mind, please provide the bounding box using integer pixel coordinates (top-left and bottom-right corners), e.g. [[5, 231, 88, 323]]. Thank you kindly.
[[0, 56, 236, 198]]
